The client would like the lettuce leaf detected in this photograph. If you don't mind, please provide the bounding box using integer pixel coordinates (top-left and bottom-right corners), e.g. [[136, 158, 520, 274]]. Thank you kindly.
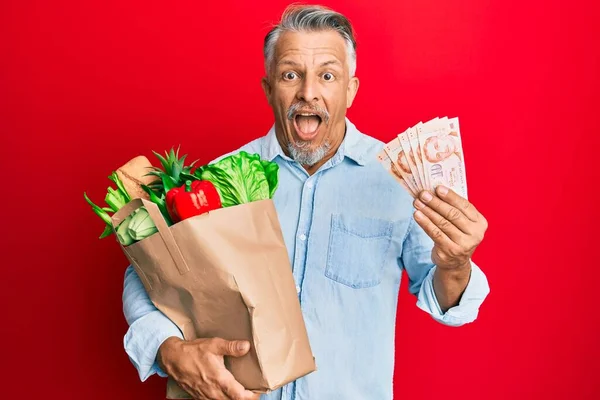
[[198, 151, 279, 207], [261, 159, 279, 198]]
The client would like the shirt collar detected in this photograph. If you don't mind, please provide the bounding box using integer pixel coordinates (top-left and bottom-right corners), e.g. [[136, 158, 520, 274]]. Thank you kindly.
[[262, 117, 367, 166]]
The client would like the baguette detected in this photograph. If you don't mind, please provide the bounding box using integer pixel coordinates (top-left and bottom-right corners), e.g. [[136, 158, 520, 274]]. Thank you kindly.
[[116, 156, 158, 200]]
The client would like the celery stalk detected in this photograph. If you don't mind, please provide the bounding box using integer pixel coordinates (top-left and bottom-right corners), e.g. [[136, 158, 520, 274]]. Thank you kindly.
[[105, 187, 128, 212], [141, 184, 173, 225], [108, 172, 132, 202], [99, 224, 113, 239], [84, 192, 112, 225]]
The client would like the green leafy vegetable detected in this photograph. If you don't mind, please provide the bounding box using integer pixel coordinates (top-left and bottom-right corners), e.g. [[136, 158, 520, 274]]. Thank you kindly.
[[84, 170, 159, 243], [108, 172, 131, 203], [99, 224, 113, 239], [197, 151, 279, 208], [260, 159, 279, 198], [146, 146, 199, 196], [84, 192, 112, 226], [105, 186, 128, 212], [116, 214, 135, 245], [127, 207, 158, 241], [141, 184, 173, 226], [112, 207, 158, 245]]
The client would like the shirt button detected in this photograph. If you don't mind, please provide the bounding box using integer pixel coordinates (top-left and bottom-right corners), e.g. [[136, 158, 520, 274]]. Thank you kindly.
[[296, 285, 301, 294], [306, 181, 313, 189], [299, 233, 307, 241]]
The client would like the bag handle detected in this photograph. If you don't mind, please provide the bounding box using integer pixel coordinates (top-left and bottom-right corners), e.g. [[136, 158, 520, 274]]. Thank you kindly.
[[111, 198, 190, 275]]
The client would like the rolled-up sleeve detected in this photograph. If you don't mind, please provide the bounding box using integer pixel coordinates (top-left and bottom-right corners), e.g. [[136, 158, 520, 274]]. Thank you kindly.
[[122, 265, 183, 381], [416, 262, 490, 326], [400, 217, 490, 327]]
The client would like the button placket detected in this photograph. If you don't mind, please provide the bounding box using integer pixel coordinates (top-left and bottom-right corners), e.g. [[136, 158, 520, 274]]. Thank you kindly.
[[292, 174, 320, 303]]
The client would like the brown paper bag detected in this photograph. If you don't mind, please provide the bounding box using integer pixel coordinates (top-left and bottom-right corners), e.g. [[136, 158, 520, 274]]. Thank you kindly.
[[111, 198, 316, 398]]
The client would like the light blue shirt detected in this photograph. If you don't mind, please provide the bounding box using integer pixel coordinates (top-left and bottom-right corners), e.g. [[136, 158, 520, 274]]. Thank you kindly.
[[122, 118, 490, 400]]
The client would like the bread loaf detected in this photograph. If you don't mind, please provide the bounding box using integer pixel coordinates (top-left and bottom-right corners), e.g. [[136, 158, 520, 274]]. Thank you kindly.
[[116, 156, 158, 200]]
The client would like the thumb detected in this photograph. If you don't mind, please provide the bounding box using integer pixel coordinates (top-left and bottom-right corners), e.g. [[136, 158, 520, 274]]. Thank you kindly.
[[214, 338, 251, 357]]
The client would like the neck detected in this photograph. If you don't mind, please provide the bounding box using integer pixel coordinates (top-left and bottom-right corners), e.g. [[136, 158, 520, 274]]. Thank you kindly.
[[276, 120, 347, 176]]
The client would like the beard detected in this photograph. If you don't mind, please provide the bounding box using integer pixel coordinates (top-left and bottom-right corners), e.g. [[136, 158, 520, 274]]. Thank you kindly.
[[287, 139, 331, 167], [285, 101, 331, 166]]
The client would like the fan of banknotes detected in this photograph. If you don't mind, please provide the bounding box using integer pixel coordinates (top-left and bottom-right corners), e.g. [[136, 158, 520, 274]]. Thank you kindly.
[[377, 116, 468, 199]]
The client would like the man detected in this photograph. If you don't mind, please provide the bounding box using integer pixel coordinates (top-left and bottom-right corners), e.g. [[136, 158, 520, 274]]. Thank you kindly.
[[122, 4, 490, 400]]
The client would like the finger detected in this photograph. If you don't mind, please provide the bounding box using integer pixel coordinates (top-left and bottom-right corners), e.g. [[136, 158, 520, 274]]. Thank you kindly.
[[417, 190, 472, 233], [435, 185, 481, 222], [204, 389, 231, 400], [219, 371, 258, 400], [212, 338, 251, 357], [413, 199, 465, 243], [225, 388, 260, 400], [413, 210, 457, 250], [242, 390, 261, 400]]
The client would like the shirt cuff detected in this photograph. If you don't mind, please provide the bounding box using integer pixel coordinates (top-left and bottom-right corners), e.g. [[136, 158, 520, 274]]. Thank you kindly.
[[416, 261, 490, 327], [123, 310, 184, 381]]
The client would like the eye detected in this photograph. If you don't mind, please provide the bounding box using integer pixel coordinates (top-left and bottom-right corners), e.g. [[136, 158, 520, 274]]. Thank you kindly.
[[283, 71, 298, 81], [322, 72, 335, 81]]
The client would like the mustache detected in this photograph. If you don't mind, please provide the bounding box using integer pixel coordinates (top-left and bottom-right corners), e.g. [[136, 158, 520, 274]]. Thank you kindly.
[[286, 102, 330, 124]]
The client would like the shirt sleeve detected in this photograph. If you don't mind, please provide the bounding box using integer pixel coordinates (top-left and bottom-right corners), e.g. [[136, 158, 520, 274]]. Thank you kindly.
[[400, 217, 490, 327], [122, 265, 183, 381]]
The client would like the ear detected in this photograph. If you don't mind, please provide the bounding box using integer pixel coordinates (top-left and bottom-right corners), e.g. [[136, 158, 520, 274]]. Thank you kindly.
[[261, 76, 273, 106], [346, 76, 360, 108]]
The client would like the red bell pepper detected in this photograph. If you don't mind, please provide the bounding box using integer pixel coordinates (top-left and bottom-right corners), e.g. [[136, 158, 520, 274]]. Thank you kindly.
[[166, 180, 222, 222]]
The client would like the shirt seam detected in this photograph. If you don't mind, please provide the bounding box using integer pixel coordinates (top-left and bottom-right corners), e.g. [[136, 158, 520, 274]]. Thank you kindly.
[[402, 211, 416, 243]]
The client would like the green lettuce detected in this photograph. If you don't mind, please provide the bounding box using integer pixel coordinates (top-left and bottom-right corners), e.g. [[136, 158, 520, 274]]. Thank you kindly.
[[260, 159, 279, 198], [198, 151, 279, 207]]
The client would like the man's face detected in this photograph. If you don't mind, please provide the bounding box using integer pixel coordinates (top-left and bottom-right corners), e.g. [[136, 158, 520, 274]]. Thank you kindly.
[[425, 136, 457, 163], [262, 30, 359, 166]]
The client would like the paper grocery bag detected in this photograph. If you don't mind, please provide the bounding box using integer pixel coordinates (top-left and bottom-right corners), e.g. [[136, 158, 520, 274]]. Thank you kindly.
[[111, 198, 316, 398]]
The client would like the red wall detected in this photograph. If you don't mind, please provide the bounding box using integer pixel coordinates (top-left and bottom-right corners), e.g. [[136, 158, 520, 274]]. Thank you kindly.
[[2, 0, 599, 398]]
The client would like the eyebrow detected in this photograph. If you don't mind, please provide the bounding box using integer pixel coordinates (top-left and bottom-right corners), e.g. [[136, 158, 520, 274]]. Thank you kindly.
[[276, 59, 343, 68], [319, 60, 342, 68], [277, 60, 301, 67]]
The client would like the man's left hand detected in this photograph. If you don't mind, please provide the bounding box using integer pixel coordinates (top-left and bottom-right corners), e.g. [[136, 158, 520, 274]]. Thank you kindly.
[[413, 185, 488, 270]]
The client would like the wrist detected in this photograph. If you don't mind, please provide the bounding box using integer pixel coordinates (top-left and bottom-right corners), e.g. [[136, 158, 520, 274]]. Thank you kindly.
[[433, 262, 472, 313], [157, 336, 183, 374], [436, 260, 472, 280]]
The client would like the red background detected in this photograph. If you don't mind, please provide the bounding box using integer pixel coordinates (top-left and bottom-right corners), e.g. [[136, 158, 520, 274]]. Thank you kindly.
[[1, 0, 599, 398]]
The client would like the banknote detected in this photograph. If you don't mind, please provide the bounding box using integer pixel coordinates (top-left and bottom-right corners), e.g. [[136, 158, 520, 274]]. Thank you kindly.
[[416, 116, 468, 199], [446, 117, 468, 198], [376, 149, 414, 196], [398, 130, 424, 191], [383, 137, 419, 194], [407, 126, 427, 191], [377, 116, 468, 200], [415, 117, 440, 191]]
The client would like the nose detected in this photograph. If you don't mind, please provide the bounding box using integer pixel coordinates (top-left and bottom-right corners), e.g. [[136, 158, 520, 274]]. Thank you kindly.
[[296, 75, 320, 103]]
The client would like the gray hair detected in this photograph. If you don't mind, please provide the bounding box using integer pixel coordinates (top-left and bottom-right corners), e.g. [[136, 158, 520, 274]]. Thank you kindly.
[[263, 4, 357, 77]]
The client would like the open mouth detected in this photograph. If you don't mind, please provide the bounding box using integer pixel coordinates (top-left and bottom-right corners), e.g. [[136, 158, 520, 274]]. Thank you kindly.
[[293, 112, 322, 140]]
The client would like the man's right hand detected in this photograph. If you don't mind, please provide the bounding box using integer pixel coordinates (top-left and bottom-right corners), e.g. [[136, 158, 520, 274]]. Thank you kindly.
[[157, 336, 260, 400]]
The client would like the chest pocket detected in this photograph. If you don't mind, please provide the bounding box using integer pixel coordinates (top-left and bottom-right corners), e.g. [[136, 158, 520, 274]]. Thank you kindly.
[[325, 214, 393, 289]]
